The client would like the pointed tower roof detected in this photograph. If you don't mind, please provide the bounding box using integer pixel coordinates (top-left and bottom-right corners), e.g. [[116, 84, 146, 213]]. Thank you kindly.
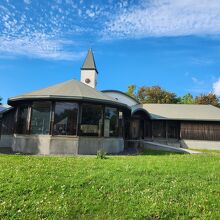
[[81, 48, 98, 73]]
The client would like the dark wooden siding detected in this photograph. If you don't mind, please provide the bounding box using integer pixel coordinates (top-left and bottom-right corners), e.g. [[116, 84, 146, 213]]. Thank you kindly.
[[1, 110, 15, 135], [0, 117, 2, 138], [181, 121, 220, 141], [151, 120, 180, 139]]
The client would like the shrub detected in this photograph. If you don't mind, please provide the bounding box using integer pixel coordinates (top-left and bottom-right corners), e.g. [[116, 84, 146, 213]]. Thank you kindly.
[[96, 149, 107, 159]]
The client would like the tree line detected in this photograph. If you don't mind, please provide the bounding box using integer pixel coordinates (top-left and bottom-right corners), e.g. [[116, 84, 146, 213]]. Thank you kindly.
[[126, 85, 219, 106]]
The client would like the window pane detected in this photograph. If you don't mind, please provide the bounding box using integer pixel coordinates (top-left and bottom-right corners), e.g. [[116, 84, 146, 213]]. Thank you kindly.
[[152, 121, 166, 138], [30, 102, 51, 135], [104, 107, 118, 137], [2, 110, 15, 135], [16, 105, 28, 134], [118, 111, 124, 137], [80, 104, 103, 136], [53, 102, 78, 135]]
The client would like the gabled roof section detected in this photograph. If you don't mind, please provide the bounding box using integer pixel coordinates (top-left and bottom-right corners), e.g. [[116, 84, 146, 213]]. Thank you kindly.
[[8, 80, 129, 108], [132, 104, 220, 121], [81, 48, 98, 73]]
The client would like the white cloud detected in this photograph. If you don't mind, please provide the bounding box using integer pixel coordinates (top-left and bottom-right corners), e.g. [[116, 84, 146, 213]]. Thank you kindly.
[[103, 0, 220, 39], [191, 77, 204, 85], [24, 0, 31, 4], [191, 57, 214, 66], [0, 0, 136, 61], [0, 1, 90, 60], [189, 76, 212, 94], [0, 34, 85, 61], [213, 78, 220, 96]]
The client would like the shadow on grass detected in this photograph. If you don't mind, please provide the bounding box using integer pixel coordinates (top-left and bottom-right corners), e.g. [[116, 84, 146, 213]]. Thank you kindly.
[[141, 149, 184, 156]]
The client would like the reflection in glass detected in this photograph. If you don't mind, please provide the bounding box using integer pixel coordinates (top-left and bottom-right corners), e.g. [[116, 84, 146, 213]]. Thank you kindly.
[[30, 102, 51, 134], [80, 104, 103, 136], [53, 102, 78, 135]]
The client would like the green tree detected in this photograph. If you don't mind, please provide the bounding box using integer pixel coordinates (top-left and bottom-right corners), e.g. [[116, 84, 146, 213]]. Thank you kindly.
[[194, 93, 219, 106], [126, 84, 137, 98], [180, 93, 194, 104], [137, 86, 179, 104], [0, 97, 2, 105]]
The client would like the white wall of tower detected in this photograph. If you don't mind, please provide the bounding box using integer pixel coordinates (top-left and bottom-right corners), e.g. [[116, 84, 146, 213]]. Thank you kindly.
[[81, 69, 98, 89]]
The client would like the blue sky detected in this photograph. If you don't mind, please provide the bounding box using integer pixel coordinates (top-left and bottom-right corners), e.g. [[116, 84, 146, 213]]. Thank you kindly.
[[1, 0, 220, 104]]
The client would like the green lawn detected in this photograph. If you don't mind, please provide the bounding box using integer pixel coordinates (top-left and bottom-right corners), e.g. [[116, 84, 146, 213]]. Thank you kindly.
[[189, 148, 220, 154], [0, 153, 219, 219]]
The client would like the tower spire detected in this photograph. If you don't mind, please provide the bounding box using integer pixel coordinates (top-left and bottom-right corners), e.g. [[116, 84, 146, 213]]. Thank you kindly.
[[81, 48, 98, 73], [80, 49, 98, 89]]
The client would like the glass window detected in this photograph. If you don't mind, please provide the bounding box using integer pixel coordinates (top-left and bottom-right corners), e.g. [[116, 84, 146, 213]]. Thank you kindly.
[[16, 104, 29, 134], [0, 119, 2, 138], [152, 121, 166, 138], [53, 102, 78, 135], [2, 110, 15, 135], [118, 111, 124, 137], [80, 104, 103, 136], [30, 102, 51, 135], [104, 107, 118, 137]]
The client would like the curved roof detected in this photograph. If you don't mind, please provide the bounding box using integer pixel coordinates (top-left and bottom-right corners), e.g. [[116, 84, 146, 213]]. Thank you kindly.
[[8, 80, 129, 108], [132, 104, 220, 121], [102, 90, 140, 104], [0, 104, 12, 116]]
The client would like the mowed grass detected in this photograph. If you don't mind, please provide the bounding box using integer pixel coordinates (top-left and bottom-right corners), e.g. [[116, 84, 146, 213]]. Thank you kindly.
[[0, 153, 220, 219]]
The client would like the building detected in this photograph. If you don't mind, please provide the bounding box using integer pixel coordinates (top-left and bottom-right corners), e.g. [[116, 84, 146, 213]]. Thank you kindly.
[[1, 49, 220, 154]]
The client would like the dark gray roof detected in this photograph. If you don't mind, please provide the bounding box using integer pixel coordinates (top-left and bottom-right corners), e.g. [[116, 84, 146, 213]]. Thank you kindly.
[[0, 104, 11, 113], [8, 79, 129, 108], [0, 104, 12, 117], [81, 48, 98, 73], [132, 104, 220, 121], [102, 90, 140, 104]]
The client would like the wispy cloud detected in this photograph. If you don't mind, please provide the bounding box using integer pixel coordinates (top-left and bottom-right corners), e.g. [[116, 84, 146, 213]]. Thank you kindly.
[[1, 0, 220, 60], [191, 77, 205, 85], [103, 0, 220, 39], [0, 0, 133, 60], [24, 0, 31, 5], [213, 78, 220, 96], [0, 0, 100, 60], [191, 57, 214, 66], [0, 34, 86, 60]]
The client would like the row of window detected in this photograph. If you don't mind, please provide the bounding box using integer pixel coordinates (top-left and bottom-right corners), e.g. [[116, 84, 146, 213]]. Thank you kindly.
[[16, 102, 121, 137]]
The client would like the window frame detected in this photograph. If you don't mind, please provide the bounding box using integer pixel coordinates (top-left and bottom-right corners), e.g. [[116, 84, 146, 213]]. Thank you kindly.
[[52, 101, 79, 136], [104, 106, 119, 138], [79, 102, 104, 137], [15, 104, 30, 135], [29, 101, 52, 135]]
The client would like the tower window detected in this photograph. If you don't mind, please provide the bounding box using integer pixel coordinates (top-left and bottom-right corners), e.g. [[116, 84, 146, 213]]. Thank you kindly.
[[85, 78, 91, 84]]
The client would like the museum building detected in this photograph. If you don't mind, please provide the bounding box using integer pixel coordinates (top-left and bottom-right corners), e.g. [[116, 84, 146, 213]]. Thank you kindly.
[[1, 49, 220, 154]]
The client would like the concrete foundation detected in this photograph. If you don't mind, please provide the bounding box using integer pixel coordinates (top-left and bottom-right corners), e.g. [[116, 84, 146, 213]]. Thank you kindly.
[[78, 137, 124, 154], [0, 134, 124, 155], [181, 139, 220, 150], [125, 138, 220, 152], [0, 135, 14, 148]]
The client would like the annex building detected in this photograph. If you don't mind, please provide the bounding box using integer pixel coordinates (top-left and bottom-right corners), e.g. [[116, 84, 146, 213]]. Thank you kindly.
[[1, 49, 220, 154]]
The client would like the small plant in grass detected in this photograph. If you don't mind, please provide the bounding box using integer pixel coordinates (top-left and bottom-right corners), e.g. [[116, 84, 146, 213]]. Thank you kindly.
[[96, 149, 107, 159]]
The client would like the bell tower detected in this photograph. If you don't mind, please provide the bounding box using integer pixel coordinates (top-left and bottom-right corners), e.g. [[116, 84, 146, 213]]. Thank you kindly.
[[81, 48, 98, 89]]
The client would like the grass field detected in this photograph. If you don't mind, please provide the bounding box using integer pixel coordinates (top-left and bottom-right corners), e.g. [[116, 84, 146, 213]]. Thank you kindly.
[[0, 153, 219, 219]]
